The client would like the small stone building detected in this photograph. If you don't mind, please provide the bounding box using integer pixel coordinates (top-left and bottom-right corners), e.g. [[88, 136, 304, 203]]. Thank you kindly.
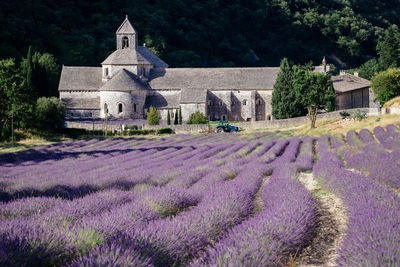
[[332, 72, 379, 110], [59, 16, 374, 122]]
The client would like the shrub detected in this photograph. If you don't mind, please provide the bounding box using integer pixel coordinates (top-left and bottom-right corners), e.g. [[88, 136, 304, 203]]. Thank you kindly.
[[353, 110, 367, 121], [35, 97, 66, 132], [128, 129, 156, 135], [147, 106, 160, 125], [187, 111, 207, 124], [167, 110, 171, 125], [371, 68, 400, 106], [157, 128, 174, 134], [340, 111, 351, 119]]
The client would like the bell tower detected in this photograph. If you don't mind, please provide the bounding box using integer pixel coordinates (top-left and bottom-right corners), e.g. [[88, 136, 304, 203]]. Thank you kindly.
[[116, 15, 138, 50]]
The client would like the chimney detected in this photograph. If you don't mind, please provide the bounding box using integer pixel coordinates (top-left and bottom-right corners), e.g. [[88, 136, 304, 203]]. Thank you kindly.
[[354, 71, 359, 77]]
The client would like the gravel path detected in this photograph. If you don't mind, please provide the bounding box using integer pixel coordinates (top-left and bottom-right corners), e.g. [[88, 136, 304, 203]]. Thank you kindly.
[[297, 172, 347, 267]]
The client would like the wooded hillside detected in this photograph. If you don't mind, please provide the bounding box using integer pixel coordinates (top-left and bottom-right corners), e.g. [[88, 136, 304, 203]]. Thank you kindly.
[[1, 0, 400, 68]]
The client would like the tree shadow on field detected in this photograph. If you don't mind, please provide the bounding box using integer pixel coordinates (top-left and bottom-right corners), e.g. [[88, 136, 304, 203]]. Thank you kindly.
[[0, 145, 186, 167]]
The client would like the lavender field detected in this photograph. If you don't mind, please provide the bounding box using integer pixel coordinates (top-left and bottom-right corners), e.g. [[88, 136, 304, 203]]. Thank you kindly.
[[1, 125, 400, 266]]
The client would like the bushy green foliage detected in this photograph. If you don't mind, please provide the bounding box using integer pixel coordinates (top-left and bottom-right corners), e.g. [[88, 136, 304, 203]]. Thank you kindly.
[[147, 106, 160, 125], [353, 109, 368, 121], [0, 58, 36, 140], [377, 25, 400, 71], [157, 128, 174, 134], [35, 97, 66, 131], [272, 58, 307, 119], [357, 58, 380, 80], [294, 70, 335, 128], [187, 111, 207, 124], [21, 49, 59, 97], [371, 68, 400, 106], [340, 111, 351, 119]]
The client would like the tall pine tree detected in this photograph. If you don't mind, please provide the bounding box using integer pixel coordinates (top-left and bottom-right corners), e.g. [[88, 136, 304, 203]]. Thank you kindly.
[[167, 110, 171, 125], [271, 58, 306, 119]]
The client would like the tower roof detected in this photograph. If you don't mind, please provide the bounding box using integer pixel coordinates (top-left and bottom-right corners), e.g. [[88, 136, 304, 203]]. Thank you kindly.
[[116, 15, 137, 34], [100, 69, 149, 91]]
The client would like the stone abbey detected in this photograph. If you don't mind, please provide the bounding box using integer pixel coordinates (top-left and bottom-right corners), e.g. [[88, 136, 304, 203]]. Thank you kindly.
[[59, 16, 376, 122]]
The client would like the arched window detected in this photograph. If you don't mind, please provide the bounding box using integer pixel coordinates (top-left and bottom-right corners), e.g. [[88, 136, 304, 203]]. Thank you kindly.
[[243, 99, 247, 106], [122, 36, 129, 48], [257, 99, 262, 105], [208, 100, 212, 106], [267, 114, 272, 120], [171, 111, 174, 118], [133, 104, 137, 113], [219, 100, 222, 106], [104, 68, 109, 77], [118, 103, 123, 113]]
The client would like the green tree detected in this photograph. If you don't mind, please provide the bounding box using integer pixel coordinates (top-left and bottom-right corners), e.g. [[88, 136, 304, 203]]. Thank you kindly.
[[147, 106, 160, 125], [187, 111, 207, 124], [377, 25, 400, 71], [174, 108, 179, 125], [178, 106, 182, 125], [167, 110, 171, 125], [272, 58, 307, 119], [371, 68, 400, 106], [358, 58, 380, 80], [0, 59, 36, 139], [21, 49, 60, 97], [35, 97, 66, 131], [294, 70, 335, 128]]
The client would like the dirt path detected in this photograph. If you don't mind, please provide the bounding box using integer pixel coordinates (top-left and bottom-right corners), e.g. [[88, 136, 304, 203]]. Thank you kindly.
[[251, 175, 270, 215], [296, 172, 347, 267]]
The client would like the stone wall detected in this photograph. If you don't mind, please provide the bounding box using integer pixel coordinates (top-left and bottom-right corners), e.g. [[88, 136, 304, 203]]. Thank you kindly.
[[66, 107, 380, 133], [144, 124, 210, 134]]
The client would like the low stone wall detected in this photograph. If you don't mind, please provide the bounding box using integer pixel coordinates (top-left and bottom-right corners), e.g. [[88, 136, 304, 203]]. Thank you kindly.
[[381, 107, 400, 115], [66, 122, 124, 131], [234, 108, 380, 130], [144, 124, 210, 134], [66, 108, 381, 133]]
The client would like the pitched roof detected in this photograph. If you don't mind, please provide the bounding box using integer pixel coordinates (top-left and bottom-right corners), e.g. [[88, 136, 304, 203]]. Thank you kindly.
[[332, 74, 370, 93], [137, 47, 169, 68], [148, 67, 280, 90], [62, 97, 100, 110], [58, 66, 104, 91], [102, 48, 152, 65], [116, 17, 137, 34], [100, 69, 149, 91], [145, 93, 180, 109], [181, 88, 207, 103]]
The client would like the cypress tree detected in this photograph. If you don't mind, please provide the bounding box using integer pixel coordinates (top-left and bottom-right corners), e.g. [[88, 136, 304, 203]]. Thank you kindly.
[[26, 46, 33, 90], [174, 109, 179, 125], [271, 58, 307, 119], [178, 106, 182, 124], [167, 110, 171, 125]]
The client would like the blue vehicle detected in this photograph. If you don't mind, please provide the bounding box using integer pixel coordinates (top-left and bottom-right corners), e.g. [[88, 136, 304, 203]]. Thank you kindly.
[[216, 120, 239, 133]]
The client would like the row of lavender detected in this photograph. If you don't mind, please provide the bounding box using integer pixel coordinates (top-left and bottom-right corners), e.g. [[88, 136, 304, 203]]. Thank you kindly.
[[1, 133, 319, 266], [1, 124, 400, 266], [315, 124, 400, 266]]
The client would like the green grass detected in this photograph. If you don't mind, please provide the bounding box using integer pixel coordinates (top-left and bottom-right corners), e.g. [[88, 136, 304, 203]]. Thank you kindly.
[[0, 138, 56, 154]]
